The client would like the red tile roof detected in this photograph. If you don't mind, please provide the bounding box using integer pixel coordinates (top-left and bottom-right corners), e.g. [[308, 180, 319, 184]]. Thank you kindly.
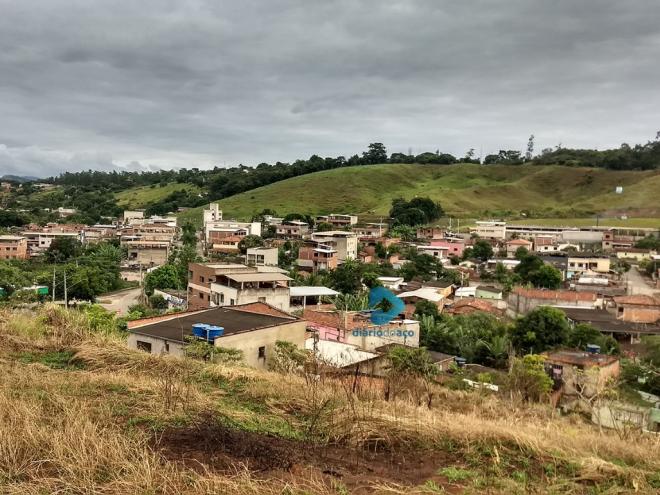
[[512, 287, 596, 302], [613, 295, 660, 306], [448, 298, 503, 316]]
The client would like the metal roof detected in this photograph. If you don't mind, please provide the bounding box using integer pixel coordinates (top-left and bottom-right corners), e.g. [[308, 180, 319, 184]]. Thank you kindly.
[[290, 286, 339, 297], [224, 272, 292, 282]]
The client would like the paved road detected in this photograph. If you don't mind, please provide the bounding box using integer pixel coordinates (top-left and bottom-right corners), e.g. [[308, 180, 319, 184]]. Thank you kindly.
[[98, 287, 142, 315], [623, 267, 658, 296]]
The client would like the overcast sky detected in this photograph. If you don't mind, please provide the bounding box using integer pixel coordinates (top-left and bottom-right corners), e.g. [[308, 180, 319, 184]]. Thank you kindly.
[[1, 0, 659, 177]]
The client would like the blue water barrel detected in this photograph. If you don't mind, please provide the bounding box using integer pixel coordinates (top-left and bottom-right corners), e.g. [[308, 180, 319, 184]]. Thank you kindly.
[[206, 326, 225, 340], [192, 323, 210, 338], [586, 344, 601, 354], [454, 357, 467, 367]]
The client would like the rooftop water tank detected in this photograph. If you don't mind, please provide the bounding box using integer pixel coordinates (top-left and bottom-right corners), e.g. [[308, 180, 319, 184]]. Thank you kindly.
[[192, 323, 211, 339], [206, 325, 225, 341], [586, 344, 601, 354], [454, 357, 467, 367]]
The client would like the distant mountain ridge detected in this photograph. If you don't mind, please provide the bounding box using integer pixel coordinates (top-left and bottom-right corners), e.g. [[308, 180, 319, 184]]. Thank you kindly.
[[0, 174, 40, 183]]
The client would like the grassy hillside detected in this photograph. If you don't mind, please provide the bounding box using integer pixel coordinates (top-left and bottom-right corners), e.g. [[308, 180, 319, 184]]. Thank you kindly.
[[115, 182, 201, 209], [2, 305, 659, 493], [177, 163, 660, 225]]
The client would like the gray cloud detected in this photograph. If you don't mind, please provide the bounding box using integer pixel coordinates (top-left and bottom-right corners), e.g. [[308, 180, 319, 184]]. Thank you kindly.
[[0, 0, 659, 177]]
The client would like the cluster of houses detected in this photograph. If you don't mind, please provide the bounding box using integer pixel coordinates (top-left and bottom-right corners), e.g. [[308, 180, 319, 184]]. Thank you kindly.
[[121, 212, 660, 432], [0, 210, 181, 267]]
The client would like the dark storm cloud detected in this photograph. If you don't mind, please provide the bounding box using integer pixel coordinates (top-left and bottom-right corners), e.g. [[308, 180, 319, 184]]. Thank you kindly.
[[0, 0, 659, 177]]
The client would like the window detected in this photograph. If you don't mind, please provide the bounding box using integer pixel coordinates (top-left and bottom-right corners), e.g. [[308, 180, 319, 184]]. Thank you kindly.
[[219, 293, 225, 303], [230, 298, 235, 305], [258, 346, 266, 359], [199, 292, 204, 299], [136, 341, 152, 353], [164, 342, 170, 353], [200, 276, 205, 283]]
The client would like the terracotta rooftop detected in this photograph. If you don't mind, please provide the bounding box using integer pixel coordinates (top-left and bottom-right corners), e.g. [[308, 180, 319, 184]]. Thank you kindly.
[[613, 295, 660, 306], [448, 298, 503, 316], [545, 350, 619, 368], [512, 287, 596, 302]]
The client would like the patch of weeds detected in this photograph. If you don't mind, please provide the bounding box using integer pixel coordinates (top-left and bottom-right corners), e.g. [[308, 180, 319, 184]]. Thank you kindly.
[[511, 471, 528, 484], [543, 462, 556, 477], [128, 414, 192, 432], [435, 437, 459, 454], [647, 471, 660, 489], [101, 382, 131, 394], [331, 480, 349, 495], [438, 466, 475, 483], [14, 350, 83, 370], [422, 480, 445, 493], [214, 411, 305, 441]]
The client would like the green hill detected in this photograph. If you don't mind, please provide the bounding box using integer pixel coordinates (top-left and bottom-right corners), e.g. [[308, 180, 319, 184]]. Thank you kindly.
[[176, 163, 660, 226], [115, 182, 201, 209]]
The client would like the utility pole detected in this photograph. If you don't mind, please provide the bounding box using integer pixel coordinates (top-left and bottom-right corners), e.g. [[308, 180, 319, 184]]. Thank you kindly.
[[63, 270, 68, 308], [52, 268, 56, 302]]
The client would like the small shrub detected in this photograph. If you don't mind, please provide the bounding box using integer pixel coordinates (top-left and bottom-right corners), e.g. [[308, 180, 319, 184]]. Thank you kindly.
[[438, 466, 474, 483]]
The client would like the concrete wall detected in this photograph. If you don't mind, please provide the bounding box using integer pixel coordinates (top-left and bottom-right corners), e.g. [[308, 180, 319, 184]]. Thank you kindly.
[[620, 306, 660, 324], [507, 293, 596, 317], [592, 403, 649, 430], [562, 231, 604, 244], [128, 247, 169, 267], [210, 284, 291, 312], [127, 333, 185, 357], [554, 361, 620, 397], [216, 320, 307, 369], [129, 320, 307, 370], [246, 247, 279, 266]]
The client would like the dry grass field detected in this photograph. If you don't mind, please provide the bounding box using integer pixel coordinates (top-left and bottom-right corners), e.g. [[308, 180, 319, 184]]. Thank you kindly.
[[1, 305, 659, 494]]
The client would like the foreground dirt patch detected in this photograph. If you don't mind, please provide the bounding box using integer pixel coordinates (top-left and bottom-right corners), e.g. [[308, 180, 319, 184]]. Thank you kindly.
[[155, 415, 454, 492]]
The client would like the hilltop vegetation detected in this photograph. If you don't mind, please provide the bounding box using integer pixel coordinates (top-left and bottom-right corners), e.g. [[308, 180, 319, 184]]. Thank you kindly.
[[2, 137, 659, 226], [1, 305, 659, 494], [178, 163, 660, 224]]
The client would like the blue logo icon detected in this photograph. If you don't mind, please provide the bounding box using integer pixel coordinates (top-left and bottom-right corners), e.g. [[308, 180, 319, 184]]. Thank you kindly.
[[368, 286, 405, 325]]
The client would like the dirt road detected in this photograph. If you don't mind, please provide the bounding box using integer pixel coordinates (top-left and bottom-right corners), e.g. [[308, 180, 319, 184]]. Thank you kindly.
[[98, 287, 142, 315]]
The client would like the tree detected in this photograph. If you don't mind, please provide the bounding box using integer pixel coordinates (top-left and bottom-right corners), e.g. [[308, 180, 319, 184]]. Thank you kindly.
[[181, 222, 197, 247], [0, 261, 31, 295], [389, 197, 443, 226], [414, 300, 440, 319], [511, 306, 570, 354], [529, 264, 563, 289], [238, 234, 264, 254], [525, 134, 535, 161], [362, 142, 388, 164], [148, 294, 168, 310], [514, 246, 529, 260], [514, 253, 544, 280], [420, 313, 511, 368], [388, 225, 416, 241], [45, 237, 82, 263], [567, 323, 620, 355], [507, 355, 553, 402], [471, 239, 493, 262], [144, 264, 181, 295], [315, 222, 334, 232], [327, 258, 364, 295], [515, 254, 562, 289], [269, 340, 308, 373], [388, 346, 438, 380]]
